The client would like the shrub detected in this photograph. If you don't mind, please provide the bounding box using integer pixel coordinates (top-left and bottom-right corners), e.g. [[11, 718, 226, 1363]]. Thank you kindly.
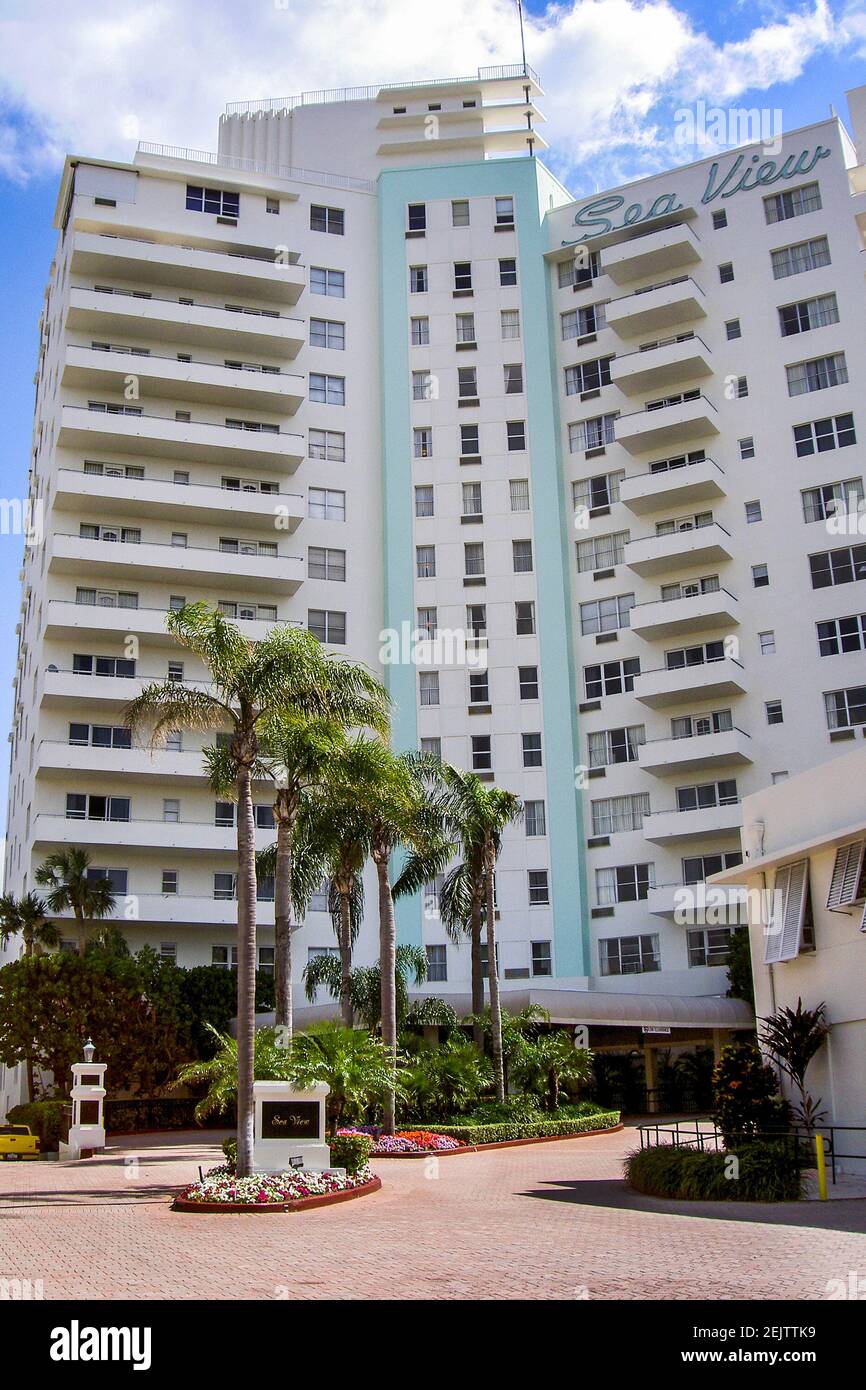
[[400, 1036, 492, 1121], [7, 1100, 66, 1152], [712, 1041, 790, 1146], [461, 1096, 542, 1126], [416, 1110, 620, 1145], [625, 1140, 803, 1202], [328, 1132, 373, 1173]]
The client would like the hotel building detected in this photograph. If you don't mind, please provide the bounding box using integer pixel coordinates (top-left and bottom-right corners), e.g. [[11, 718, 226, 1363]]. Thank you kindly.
[[5, 66, 866, 1098]]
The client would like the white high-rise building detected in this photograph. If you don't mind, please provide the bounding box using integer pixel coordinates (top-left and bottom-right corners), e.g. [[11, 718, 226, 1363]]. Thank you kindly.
[[6, 66, 866, 1084]]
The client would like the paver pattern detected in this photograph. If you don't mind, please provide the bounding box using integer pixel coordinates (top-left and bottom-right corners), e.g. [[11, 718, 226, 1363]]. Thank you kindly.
[[2, 1127, 865, 1300]]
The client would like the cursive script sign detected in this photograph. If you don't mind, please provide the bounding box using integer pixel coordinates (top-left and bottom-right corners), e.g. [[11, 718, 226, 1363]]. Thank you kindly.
[[261, 1100, 320, 1140]]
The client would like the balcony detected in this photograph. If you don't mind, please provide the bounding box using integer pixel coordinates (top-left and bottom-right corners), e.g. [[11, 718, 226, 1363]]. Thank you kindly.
[[642, 802, 743, 844], [610, 335, 712, 395], [31, 813, 276, 854], [605, 277, 706, 339], [66, 287, 304, 357], [51, 895, 276, 928], [629, 587, 740, 640], [637, 727, 753, 775], [619, 457, 726, 515], [614, 395, 718, 455], [48, 533, 303, 594], [624, 522, 733, 577], [600, 222, 702, 286], [35, 741, 210, 784], [69, 230, 305, 304], [53, 468, 303, 532], [632, 657, 747, 708], [647, 881, 749, 920], [57, 405, 304, 470], [62, 346, 304, 413], [43, 599, 301, 647]]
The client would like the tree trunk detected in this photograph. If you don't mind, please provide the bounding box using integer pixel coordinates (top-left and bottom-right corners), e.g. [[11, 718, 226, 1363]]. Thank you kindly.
[[485, 850, 505, 1104], [469, 891, 484, 1052], [375, 851, 397, 1135], [338, 888, 354, 1028], [74, 907, 86, 957], [273, 808, 294, 1035], [26, 1056, 35, 1104], [235, 764, 258, 1178]]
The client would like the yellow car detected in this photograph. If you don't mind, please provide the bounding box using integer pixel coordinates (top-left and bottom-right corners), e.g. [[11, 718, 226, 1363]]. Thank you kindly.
[[0, 1124, 40, 1159]]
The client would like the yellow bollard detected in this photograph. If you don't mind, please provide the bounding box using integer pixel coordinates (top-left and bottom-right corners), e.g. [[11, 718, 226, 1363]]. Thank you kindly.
[[815, 1132, 828, 1201]]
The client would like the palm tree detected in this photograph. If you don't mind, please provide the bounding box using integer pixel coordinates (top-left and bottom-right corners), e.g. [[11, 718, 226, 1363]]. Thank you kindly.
[[34, 849, 116, 955], [0, 892, 61, 958], [304, 941, 429, 1031], [301, 782, 370, 1027], [125, 603, 366, 1177]]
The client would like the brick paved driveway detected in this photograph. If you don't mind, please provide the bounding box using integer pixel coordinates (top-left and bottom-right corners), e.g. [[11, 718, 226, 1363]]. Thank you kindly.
[[2, 1127, 865, 1300]]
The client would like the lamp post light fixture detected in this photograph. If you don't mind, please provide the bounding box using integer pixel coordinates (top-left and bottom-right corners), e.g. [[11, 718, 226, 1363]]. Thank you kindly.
[[83, 1038, 96, 1063]]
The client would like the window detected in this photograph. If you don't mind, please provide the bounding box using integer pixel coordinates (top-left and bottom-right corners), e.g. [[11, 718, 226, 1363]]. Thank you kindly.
[[469, 670, 489, 705], [764, 860, 811, 963], [307, 610, 346, 644], [525, 800, 546, 836], [186, 184, 239, 218], [671, 710, 732, 739], [462, 481, 482, 517], [802, 478, 864, 524], [501, 309, 520, 340], [752, 563, 769, 588], [73, 653, 136, 679], [764, 181, 821, 224], [522, 732, 543, 768], [506, 420, 526, 451], [466, 604, 486, 637], [826, 841, 866, 909], [215, 801, 235, 828], [212, 944, 238, 965], [410, 266, 428, 294], [471, 735, 492, 771], [661, 575, 719, 602], [745, 500, 762, 524], [458, 366, 478, 399], [687, 927, 734, 968], [309, 372, 345, 405], [579, 593, 634, 636], [759, 631, 776, 655], [528, 871, 549, 906], [718, 262, 734, 283], [499, 258, 517, 287], [766, 699, 784, 725], [675, 779, 738, 812], [809, 544, 866, 589], [565, 357, 613, 395], [573, 471, 623, 513], [464, 542, 484, 577], [456, 313, 476, 344], [786, 353, 847, 397], [504, 364, 524, 394], [771, 236, 830, 280], [414, 485, 434, 518], [414, 427, 433, 459], [66, 794, 130, 822], [413, 371, 434, 401], [452, 200, 470, 227], [531, 940, 552, 975], [421, 736, 441, 759], [308, 487, 345, 520], [419, 671, 439, 707], [307, 546, 346, 581], [426, 944, 447, 982], [461, 424, 480, 457], [416, 545, 436, 578], [509, 478, 530, 512], [569, 414, 617, 453], [68, 723, 131, 750], [515, 600, 535, 635], [562, 303, 606, 339], [266, 197, 279, 215], [454, 262, 472, 292], [308, 428, 345, 462], [310, 205, 344, 235], [794, 413, 856, 456], [725, 319, 741, 341], [519, 666, 539, 699], [599, 934, 660, 975], [817, 612, 866, 656], [512, 539, 533, 573], [591, 793, 650, 835], [739, 436, 755, 460], [417, 606, 437, 638], [583, 657, 640, 700], [779, 293, 839, 337], [163, 798, 180, 824], [587, 725, 644, 768], [310, 267, 345, 297], [411, 317, 429, 346], [310, 318, 345, 350], [576, 531, 628, 573], [161, 870, 178, 895], [712, 210, 728, 229], [558, 250, 599, 287], [825, 686, 866, 729], [407, 203, 426, 232], [495, 196, 514, 227]]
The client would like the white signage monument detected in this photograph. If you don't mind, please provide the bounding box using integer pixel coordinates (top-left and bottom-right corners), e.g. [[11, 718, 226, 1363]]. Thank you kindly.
[[252, 1080, 334, 1173], [61, 1039, 107, 1160]]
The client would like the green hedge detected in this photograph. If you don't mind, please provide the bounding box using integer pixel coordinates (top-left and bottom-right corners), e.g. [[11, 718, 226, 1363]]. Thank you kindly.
[[625, 1141, 804, 1202], [7, 1101, 67, 1152], [416, 1110, 621, 1145], [328, 1133, 372, 1174]]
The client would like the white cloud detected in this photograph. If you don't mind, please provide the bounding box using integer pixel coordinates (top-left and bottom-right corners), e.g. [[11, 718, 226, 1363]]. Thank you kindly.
[[0, 0, 859, 189]]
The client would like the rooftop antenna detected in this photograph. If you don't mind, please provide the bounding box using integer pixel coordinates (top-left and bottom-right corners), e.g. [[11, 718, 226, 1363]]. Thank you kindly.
[[515, 0, 535, 157]]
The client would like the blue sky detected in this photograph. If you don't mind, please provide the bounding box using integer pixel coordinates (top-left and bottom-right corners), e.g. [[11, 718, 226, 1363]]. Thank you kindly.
[[0, 0, 864, 835]]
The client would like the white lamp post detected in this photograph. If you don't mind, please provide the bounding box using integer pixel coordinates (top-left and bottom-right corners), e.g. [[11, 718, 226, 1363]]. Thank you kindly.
[[61, 1039, 108, 1161]]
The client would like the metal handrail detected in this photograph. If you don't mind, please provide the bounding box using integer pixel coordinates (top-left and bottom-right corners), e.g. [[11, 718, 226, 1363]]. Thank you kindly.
[[63, 405, 303, 439], [82, 229, 300, 268], [66, 344, 303, 381], [630, 584, 738, 610], [610, 274, 706, 305], [222, 65, 541, 116], [57, 467, 303, 500], [627, 520, 732, 544], [618, 392, 718, 422], [137, 141, 377, 194], [637, 1121, 866, 1186], [50, 599, 302, 625], [640, 725, 750, 745], [614, 333, 712, 361], [624, 456, 725, 481], [636, 654, 745, 676], [54, 532, 299, 561], [69, 285, 302, 324]]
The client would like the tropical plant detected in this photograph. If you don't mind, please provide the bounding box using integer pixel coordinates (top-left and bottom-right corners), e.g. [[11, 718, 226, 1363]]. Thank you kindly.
[[125, 604, 370, 1176], [300, 782, 371, 1027], [759, 998, 829, 1131], [175, 1025, 295, 1121], [304, 942, 430, 1032], [711, 1040, 791, 1146], [509, 1031, 594, 1112], [0, 892, 60, 958], [400, 1034, 493, 1120], [468, 1002, 550, 1093], [34, 849, 116, 955], [287, 1021, 404, 1133], [726, 925, 755, 1006]]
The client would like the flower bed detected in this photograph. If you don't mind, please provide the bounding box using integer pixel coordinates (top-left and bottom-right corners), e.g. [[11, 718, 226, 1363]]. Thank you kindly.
[[338, 1127, 466, 1155], [172, 1163, 379, 1212], [336, 1111, 621, 1155]]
